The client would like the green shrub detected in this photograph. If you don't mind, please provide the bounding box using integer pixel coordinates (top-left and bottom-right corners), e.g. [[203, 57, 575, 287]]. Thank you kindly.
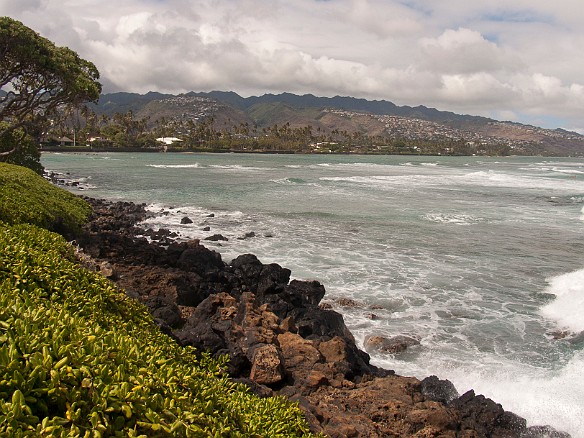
[[0, 162, 91, 234], [0, 222, 314, 437]]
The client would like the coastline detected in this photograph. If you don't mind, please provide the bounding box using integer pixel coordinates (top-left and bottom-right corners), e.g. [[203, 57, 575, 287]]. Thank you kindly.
[[73, 195, 570, 437], [40, 145, 503, 157]]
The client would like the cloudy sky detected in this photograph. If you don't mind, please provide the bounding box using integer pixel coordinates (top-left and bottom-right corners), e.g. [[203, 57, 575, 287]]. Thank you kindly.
[[2, 0, 584, 132]]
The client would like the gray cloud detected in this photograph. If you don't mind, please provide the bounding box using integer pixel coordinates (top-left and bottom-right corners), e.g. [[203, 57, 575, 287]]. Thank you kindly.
[[1, 0, 584, 131]]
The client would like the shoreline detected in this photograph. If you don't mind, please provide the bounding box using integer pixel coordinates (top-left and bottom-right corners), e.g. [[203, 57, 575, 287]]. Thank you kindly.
[[41, 146, 533, 157], [73, 195, 570, 437]]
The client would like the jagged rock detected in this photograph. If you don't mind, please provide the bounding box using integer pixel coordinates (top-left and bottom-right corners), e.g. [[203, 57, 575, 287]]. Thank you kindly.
[[249, 344, 283, 385], [335, 298, 361, 308], [364, 334, 421, 354], [449, 390, 527, 436], [278, 332, 322, 383], [204, 234, 228, 241], [180, 216, 193, 224], [150, 228, 175, 241], [230, 254, 291, 298], [176, 243, 224, 275], [421, 375, 459, 404], [142, 295, 183, 328]]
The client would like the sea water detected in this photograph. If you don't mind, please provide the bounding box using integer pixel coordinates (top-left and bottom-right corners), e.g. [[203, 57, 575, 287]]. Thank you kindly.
[[42, 152, 584, 436]]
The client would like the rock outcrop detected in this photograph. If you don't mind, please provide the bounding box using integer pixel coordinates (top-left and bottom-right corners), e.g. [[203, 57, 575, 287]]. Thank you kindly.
[[74, 197, 570, 437]]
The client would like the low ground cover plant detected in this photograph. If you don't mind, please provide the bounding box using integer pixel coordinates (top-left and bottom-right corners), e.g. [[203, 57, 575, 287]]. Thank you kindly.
[[0, 163, 314, 436], [0, 162, 91, 234]]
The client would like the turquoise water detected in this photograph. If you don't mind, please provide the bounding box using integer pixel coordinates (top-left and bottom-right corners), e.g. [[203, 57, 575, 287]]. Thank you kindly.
[[43, 152, 584, 436]]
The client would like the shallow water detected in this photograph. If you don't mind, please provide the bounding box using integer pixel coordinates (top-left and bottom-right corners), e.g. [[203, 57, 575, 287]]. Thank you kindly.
[[43, 152, 584, 436]]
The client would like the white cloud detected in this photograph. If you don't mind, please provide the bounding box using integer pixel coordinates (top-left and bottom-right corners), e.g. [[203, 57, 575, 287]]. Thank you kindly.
[[1, 0, 584, 130], [418, 28, 522, 74]]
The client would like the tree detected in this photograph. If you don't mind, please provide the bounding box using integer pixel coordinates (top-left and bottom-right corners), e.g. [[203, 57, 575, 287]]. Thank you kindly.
[[0, 17, 101, 160], [0, 122, 42, 174]]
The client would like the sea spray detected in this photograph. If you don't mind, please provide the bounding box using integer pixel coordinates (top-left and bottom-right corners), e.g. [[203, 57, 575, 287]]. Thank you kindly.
[[541, 268, 584, 333]]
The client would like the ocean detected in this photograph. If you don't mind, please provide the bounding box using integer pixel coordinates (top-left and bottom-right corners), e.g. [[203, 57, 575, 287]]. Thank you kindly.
[[42, 151, 584, 436]]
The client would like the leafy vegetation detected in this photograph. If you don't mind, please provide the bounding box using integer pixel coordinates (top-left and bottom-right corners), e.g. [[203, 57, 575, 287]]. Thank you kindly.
[[0, 222, 314, 436], [0, 163, 315, 436], [0, 163, 91, 234]]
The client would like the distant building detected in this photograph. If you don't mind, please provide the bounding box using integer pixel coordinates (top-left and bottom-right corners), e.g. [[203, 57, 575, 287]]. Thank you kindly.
[[156, 137, 183, 145], [40, 135, 75, 147]]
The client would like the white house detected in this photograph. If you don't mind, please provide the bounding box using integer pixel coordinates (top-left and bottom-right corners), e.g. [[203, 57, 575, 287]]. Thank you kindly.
[[156, 137, 183, 145]]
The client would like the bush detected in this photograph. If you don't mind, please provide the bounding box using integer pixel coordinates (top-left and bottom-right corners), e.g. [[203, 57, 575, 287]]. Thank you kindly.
[[0, 162, 91, 235], [0, 222, 314, 437]]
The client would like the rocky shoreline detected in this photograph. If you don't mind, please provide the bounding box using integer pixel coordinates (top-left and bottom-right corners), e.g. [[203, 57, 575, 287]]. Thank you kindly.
[[73, 197, 569, 437]]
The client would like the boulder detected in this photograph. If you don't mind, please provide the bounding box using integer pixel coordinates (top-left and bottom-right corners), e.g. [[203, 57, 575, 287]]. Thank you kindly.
[[420, 375, 459, 404], [176, 244, 224, 275], [230, 254, 291, 297], [277, 332, 323, 384], [204, 234, 228, 241], [180, 216, 193, 224], [249, 344, 283, 385], [364, 335, 421, 354], [142, 295, 183, 328]]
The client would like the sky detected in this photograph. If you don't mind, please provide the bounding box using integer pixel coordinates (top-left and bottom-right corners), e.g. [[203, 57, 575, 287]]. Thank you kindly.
[[2, 0, 584, 132]]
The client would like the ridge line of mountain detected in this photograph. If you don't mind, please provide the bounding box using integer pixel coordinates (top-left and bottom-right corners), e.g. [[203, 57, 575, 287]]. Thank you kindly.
[[99, 90, 495, 124]]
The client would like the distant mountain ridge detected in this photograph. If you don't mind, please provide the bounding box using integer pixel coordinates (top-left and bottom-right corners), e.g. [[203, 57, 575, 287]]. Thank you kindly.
[[92, 91, 584, 156], [95, 90, 486, 123], [187, 91, 491, 124]]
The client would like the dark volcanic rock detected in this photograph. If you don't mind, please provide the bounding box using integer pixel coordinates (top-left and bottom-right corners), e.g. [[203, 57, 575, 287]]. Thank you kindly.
[[421, 375, 459, 404], [180, 216, 193, 224], [142, 295, 183, 328], [449, 390, 527, 436], [204, 234, 228, 241], [176, 242, 224, 275]]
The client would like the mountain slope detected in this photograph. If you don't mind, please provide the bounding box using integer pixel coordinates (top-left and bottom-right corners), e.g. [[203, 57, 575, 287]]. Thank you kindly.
[[92, 91, 584, 156]]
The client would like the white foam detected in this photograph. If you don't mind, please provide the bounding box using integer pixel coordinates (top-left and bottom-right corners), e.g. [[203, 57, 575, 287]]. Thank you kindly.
[[423, 212, 484, 225], [208, 164, 268, 171], [551, 167, 584, 175], [448, 353, 584, 438], [369, 348, 584, 438], [147, 164, 201, 168], [459, 170, 584, 191], [540, 268, 584, 332]]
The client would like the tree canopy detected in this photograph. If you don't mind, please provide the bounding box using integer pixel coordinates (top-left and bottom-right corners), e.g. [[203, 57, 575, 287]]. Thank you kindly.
[[0, 16, 101, 157]]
